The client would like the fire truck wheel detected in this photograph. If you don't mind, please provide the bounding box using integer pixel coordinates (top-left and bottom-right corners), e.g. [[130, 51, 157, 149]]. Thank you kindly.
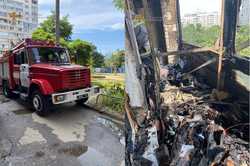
[[75, 97, 88, 105], [2, 81, 13, 98], [32, 91, 50, 116]]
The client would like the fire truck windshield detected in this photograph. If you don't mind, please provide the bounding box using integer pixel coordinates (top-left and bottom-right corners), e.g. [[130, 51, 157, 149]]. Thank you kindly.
[[30, 47, 70, 65]]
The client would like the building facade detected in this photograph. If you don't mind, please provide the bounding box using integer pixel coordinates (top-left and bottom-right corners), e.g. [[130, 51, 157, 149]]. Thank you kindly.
[[0, 0, 38, 54], [182, 11, 220, 27], [239, 0, 250, 25]]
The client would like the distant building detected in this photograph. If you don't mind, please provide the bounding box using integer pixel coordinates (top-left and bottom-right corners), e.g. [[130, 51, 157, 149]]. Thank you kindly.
[[182, 11, 220, 27], [0, 0, 38, 53], [239, 0, 250, 25]]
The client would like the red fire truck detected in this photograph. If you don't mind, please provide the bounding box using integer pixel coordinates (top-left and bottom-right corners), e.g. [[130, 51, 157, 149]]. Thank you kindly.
[[0, 39, 99, 116]]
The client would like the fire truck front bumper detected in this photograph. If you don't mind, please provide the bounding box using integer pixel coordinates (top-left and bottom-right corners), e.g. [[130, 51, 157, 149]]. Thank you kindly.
[[52, 86, 100, 105]]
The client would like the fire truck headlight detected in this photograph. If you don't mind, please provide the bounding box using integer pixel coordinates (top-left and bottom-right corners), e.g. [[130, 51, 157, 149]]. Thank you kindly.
[[54, 95, 65, 102]]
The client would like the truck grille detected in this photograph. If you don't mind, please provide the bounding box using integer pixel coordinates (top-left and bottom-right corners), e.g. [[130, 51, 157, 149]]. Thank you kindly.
[[63, 69, 90, 89]]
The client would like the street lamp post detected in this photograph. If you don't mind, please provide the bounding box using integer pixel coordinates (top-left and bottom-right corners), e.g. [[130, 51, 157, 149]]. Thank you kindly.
[[55, 0, 60, 45]]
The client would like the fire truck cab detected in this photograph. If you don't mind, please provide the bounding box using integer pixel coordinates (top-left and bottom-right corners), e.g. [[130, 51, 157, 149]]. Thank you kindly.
[[0, 39, 99, 116]]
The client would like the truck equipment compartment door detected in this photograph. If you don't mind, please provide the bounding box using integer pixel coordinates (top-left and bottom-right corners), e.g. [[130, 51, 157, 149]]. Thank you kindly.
[[19, 51, 30, 88], [20, 64, 30, 88]]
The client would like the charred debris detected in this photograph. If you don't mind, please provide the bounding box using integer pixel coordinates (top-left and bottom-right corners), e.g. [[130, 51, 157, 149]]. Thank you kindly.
[[125, 0, 249, 166]]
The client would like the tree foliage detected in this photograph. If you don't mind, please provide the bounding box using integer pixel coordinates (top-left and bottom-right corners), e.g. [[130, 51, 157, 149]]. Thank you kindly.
[[32, 28, 55, 41], [68, 39, 95, 66], [40, 13, 73, 41], [68, 39, 105, 67], [235, 25, 250, 56], [105, 50, 125, 71], [183, 24, 250, 57], [112, 0, 124, 10], [92, 51, 105, 67], [183, 24, 220, 47], [32, 28, 68, 47], [32, 12, 105, 67], [32, 12, 73, 42]]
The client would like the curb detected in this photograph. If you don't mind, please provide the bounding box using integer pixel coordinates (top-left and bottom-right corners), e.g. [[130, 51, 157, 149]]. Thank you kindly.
[[84, 104, 124, 123]]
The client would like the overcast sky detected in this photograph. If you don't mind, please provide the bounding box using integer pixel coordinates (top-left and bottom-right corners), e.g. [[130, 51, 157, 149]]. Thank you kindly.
[[179, 0, 221, 16], [39, 0, 124, 54]]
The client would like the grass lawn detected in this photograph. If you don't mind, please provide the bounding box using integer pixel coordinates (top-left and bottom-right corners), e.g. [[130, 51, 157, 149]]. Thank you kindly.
[[91, 73, 125, 112], [91, 73, 125, 88]]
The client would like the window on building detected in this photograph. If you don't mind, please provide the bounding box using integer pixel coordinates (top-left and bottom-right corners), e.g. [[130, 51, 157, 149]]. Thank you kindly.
[[32, 0, 37, 4]]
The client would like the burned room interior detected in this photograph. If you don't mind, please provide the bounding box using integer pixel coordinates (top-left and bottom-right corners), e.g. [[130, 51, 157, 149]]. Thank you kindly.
[[125, 0, 250, 165]]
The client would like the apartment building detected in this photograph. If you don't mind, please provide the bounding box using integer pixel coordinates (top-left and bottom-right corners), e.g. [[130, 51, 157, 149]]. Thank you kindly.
[[182, 11, 220, 27], [0, 0, 38, 53], [239, 0, 250, 25]]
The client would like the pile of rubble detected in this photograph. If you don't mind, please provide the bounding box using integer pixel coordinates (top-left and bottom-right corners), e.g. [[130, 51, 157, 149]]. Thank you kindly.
[[125, 59, 249, 166], [159, 62, 249, 166]]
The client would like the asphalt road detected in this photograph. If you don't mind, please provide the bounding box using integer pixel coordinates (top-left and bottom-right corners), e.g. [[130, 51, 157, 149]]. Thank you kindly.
[[0, 95, 124, 166]]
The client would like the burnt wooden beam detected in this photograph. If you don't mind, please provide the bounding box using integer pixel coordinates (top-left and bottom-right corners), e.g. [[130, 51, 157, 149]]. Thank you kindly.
[[222, 0, 240, 55], [142, 0, 162, 111], [176, 0, 183, 50], [160, 0, 181, 64], [217, 0, 240, 90], [182, 58, 217, 78], [125, 0, 147, 108], [142, 0, 167, 65], [162, 47, 220, 56]]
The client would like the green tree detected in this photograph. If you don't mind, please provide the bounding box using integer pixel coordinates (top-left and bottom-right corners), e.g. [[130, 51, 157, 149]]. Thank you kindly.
[[32, 12, 73, 41], [105, 50, 125, 72], [40, 13, 73, 41], [183, 24, 220, 47], [32, 28, 55, 41], [183, 24, 250, 57], [92, 51, 105, 67], [112, 0, 124, 10], [68, 39, 104, 67], [32, 28, 69, 49], [68, 39, 95, 66], [32, 12, 106, 65], [236, 25, 250, 56]]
